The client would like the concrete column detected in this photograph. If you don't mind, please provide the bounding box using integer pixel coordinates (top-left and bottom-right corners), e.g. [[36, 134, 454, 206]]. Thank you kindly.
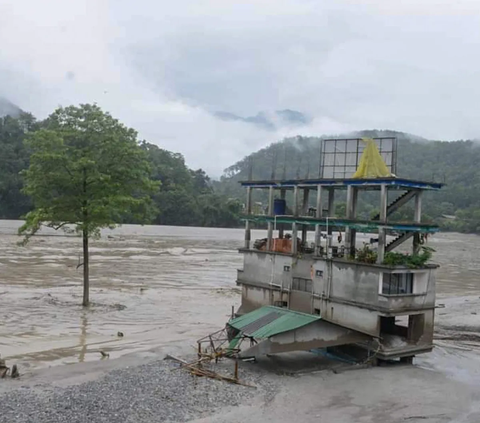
[[414, 191, 422, 223], [350, 187, 358, 256], [327, 188, 335, 249], [377, 228, 386, 264], [316, 185, 323, 218], [267, 223, 273, 251], [380, 184, 387, 223], [267, 186, 275, 251], [293, 186, 299, 216], [345, 186, 353, 253], [301, 225, 307, 245], [377, 184, 387, 263], [244, 187, 252, 249], [244, 221, 251, 249], [291, 222, 298, 255], [279, 189, 286, 238], [268, 186, 274, 216], [413, 191, 423, 254], [314, 185, 323, 255]]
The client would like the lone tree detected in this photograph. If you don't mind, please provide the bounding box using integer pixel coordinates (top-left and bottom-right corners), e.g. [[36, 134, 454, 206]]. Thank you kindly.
[[20, 104, 159, 306]]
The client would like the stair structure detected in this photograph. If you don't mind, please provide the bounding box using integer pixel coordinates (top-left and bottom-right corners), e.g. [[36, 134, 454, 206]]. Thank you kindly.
[[372, 190, 417, 221]]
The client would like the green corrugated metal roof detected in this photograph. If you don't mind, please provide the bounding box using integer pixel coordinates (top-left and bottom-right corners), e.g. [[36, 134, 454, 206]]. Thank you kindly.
[[228, 306, 321, 339]]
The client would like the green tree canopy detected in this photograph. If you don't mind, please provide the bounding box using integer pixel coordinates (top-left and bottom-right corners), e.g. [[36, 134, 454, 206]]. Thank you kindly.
[[20, 104, 159, 306]]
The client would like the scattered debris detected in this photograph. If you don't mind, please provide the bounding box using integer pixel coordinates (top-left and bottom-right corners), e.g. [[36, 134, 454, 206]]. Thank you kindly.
[[100, 351, 110, 359], [11, 365, 19, 379], [165, 354, 254, 388], [117, 331, 124, 337], [0, 356, 19, 379]]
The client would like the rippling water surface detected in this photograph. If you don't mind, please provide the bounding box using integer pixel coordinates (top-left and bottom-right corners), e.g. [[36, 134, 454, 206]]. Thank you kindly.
[[0, 220, 478, 371]]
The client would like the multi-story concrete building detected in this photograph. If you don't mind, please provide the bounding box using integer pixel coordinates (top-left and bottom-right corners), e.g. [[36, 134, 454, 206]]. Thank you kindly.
[[230, 138, 443, 362]]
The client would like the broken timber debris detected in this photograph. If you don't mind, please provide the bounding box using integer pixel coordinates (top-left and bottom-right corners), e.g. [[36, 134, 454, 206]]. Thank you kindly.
[[164, 354, 254, 388]]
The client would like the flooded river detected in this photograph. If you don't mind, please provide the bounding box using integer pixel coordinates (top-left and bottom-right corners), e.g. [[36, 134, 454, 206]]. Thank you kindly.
[[0, 220, 479, 371]]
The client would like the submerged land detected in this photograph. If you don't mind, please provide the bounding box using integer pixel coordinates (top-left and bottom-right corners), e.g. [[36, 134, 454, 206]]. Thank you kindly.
[[1, 221, 480, 422]]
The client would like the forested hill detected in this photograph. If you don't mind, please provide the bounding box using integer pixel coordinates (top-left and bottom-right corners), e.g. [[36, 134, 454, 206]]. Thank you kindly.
[[0, 112, 242, 228], [2, 108, 480, 233], [213, 130, 480, 233]]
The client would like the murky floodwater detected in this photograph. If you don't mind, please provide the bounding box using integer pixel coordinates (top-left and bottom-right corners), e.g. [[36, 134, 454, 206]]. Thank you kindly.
[[0, 220, 479, 372]]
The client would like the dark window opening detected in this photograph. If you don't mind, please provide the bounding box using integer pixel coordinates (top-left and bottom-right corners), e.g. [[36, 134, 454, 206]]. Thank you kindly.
[[315, 270, 324, 277], [382, 273, 413, 295], [314, 308, 321, 315], [283, 265, 291, 272], [292, 277, 313, 292], [274, 301, 288, 308]]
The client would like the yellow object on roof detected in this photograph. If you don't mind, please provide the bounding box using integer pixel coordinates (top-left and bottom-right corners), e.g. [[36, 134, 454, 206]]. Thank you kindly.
[[353, 138, 392, 179]]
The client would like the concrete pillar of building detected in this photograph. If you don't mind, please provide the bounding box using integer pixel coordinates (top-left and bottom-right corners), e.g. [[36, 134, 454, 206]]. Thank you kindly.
[[279, 189, 286, 238], [380, 184, 387, 222], [377, 184, 387, 263], [327, 188, 335, 250], [293, 186, 299, 217], [291, 222, 298, 255], [314, 185, 323, 255], [414, 191, 422, 222], [345, 186, 355, 254], [267, 186, 274, 251], [377, 228, 386, 263], [349, 187, 358, 256], [413, 190, 423, 254], [244, 187, 252, 249]]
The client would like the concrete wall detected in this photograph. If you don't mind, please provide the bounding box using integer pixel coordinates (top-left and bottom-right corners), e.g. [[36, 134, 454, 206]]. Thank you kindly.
[[240, 285, 272, 313], [329, 261, 381, 307], [320, 297, 380, 336], [241, 251, 293, 288], [238, 252, 437, 351]]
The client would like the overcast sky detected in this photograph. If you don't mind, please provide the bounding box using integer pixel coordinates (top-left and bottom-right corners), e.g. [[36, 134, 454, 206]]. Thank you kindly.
[[1, 0, 480, 176]]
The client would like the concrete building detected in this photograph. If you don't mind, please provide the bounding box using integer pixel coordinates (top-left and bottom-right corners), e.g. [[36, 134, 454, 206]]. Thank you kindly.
[[232, 138, 443, 362]]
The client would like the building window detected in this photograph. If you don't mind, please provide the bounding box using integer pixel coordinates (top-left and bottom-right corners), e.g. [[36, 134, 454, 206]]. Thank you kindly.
[[315, 270, 324, 278], [292, 277, 313, 292], [283, 265, 290, 272], [382, 273, 413, 295], [314, 308, 321, 315], [274, 301, 288, 308]]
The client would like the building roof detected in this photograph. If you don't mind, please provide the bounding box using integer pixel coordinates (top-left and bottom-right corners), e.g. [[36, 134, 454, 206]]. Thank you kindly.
[[228, 306, 321, 339], [240, 177, 443, 191]]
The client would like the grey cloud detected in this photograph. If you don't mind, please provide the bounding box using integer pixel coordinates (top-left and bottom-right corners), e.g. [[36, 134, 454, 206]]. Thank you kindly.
[[1, 0, 480, 176]]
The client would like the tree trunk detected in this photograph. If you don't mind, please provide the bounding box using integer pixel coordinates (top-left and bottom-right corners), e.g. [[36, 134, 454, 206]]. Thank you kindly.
[[82, 228, 89, 307]]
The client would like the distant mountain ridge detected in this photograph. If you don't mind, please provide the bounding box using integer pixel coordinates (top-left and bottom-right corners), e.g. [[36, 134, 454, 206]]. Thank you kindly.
[[214, 109, 311, 130], [0, 98, 22, 118]]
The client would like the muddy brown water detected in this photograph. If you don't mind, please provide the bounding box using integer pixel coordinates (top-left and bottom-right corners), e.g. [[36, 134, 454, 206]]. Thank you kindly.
[[0, 220, 479, 372]]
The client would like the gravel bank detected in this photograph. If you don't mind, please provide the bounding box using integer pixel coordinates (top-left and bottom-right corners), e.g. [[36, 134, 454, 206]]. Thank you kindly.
[[0, 358, 277, 423]]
